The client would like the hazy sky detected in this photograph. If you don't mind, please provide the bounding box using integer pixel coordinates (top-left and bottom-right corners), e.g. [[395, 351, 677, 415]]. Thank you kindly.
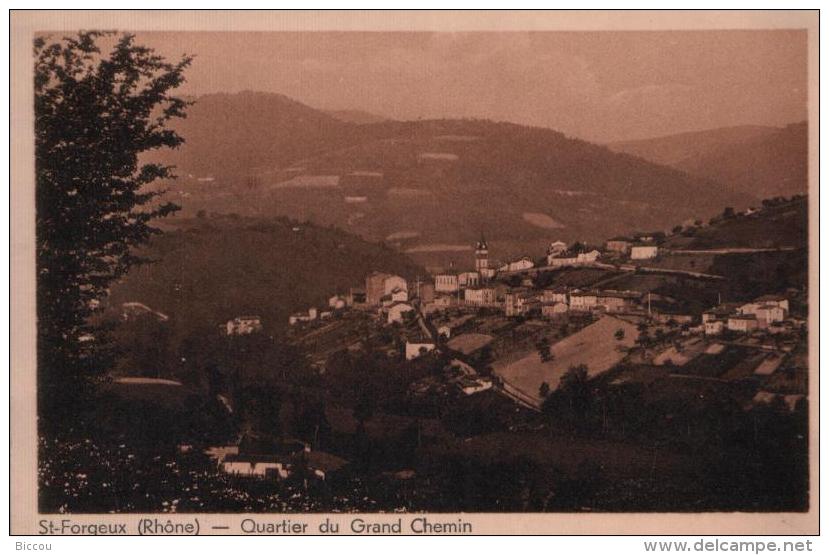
[[136, 30, 807, 143]]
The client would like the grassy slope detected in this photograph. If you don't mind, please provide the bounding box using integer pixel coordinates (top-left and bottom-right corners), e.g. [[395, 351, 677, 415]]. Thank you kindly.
[[108, 215, 424, 338], [663, 196, 807, 250]]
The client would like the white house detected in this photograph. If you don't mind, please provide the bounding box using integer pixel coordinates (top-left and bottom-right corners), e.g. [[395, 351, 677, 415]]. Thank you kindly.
[[753, 304, 787, 325], [737, 301, 787, 326], [226, 315, 263, 335], [221, 455, 291, 479], [464, 287, 497, 306], [387, 302, 415, 324], [499, 257, 535, 273], [704, 320, 725, 336], [434, 274, 460, 293], [753, 294, 790, 313], [630, 245, 659, 260], [569, 291, 598, 311], [289, 308, 319, 326], [547, 240, 568, 256], [738, 295, 789, 324], [405, 341, 436, 360], [727, 315, 759, 333]]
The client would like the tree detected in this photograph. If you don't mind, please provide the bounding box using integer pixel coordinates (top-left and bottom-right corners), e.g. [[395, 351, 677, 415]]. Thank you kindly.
[[536, 337, 552, 362], [539, 381, 550, 398], [353, 392, 377, 435], [544, 364, 592, 434], [35, 32, 191, 422], [614, 328, 625, 341]]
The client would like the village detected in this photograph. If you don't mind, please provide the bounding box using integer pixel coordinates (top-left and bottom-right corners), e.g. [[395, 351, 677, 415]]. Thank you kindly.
[[187, 200, 807, 485], [28, 22, 814, 522]]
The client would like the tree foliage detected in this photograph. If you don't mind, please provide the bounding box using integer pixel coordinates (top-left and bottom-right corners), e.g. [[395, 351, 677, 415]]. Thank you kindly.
[[35, 31, 191, 421]]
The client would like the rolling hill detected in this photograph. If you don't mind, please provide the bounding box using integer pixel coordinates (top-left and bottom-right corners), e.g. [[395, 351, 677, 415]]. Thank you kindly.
[[108, 214, 424, 338], [153, 91, 753, 265], [609, 125, 779, 167], [610, 123, 808, 201], [662, 195, 807, 250]]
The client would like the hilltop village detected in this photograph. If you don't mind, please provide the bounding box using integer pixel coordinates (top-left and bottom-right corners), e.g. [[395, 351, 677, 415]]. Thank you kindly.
[[270, 202, 806, 412]]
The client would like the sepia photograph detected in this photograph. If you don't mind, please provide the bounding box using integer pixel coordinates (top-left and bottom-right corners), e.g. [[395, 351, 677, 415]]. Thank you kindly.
[[9, 9, 819, 536]]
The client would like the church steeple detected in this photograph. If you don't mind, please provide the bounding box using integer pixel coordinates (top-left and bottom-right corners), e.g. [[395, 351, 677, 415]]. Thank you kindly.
[[476, 233, 488, 251], [475, 233, 489, 271]]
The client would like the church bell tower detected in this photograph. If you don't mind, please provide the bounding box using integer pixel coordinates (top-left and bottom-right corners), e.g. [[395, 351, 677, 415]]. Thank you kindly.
[[475, 234, 489, 272]]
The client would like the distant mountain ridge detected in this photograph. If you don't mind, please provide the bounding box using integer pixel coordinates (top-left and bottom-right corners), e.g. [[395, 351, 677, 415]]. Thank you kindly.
[[325, 109, 388, 124], [610, 123, 808, 201], [152, 91, 754, 258], [609, 125, 779, 166]]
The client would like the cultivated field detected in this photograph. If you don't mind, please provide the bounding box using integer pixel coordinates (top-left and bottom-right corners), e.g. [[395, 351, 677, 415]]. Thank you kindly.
[[492, 315, 638, 406]]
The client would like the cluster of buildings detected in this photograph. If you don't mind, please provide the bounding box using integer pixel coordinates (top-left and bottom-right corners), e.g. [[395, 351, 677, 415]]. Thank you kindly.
[[283, 232, 669, 336], [504, 287, 645, 318], [702, 295, 794, 336]]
